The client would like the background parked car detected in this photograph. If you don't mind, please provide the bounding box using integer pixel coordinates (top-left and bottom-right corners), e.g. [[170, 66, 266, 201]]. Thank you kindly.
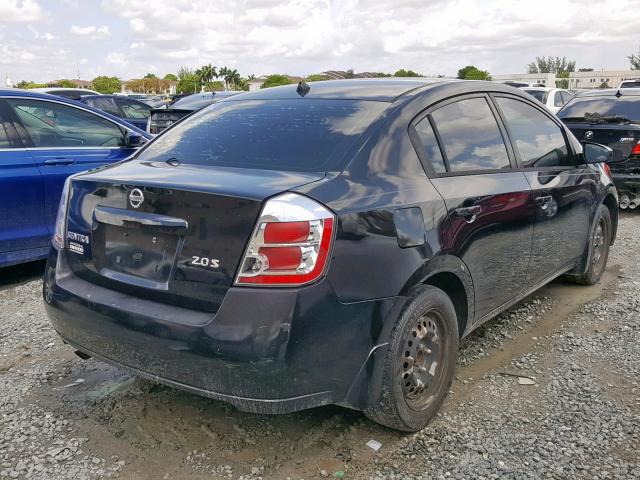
[[147, 91, 241, 134], [78, 94, 152, 130], [520, 87, 573, 113], [0, 89, 152, 268], [558, 88, 640, 209], [618, 79, 640, 88], [30, 87, 102, 100]]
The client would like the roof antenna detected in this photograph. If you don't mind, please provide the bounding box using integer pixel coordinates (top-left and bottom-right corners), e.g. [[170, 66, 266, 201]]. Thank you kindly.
[[296, 81, 310, 97]]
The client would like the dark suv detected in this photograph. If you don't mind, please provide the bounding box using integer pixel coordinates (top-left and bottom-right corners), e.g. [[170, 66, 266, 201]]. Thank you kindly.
[[43, 80, 617, 431]]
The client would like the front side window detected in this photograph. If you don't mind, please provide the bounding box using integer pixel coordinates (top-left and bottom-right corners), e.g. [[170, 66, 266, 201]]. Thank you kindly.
[[430, 97, 510, 172], [7, 99, 126, 148], [496, 97, 572, 168]]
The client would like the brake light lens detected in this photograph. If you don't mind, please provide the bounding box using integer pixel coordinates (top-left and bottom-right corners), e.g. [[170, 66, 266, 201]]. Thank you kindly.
[[632, 142, 640, 155], [52, 177, 72, 250], [602, 162, 612, 179], [235, 193, 335, 286]]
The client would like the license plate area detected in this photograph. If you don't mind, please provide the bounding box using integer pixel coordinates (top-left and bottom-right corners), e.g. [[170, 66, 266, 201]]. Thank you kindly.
[[91, 207, 187, 290]]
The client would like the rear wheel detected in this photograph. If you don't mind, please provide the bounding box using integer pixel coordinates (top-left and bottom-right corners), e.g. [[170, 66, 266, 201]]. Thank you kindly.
[[364, 285, 458, 431], [570, 204, 612, 285]]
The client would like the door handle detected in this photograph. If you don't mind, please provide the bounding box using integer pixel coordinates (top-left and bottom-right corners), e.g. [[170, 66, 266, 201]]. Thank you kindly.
[[44, 158, 76, 166], [453, 205, 481, 223]]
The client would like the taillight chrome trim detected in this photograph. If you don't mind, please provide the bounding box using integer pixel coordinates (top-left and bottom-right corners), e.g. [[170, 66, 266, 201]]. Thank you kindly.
[[234, 193, 336, 287]]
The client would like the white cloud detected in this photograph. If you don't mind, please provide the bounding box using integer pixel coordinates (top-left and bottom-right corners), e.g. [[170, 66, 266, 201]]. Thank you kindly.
[[0, 0, 42, 22], [70, 24, 110, 39]]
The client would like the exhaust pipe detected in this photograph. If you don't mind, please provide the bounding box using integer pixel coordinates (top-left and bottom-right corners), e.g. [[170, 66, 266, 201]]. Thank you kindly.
[[629, 200, 637, 209], [620, 195, 630, 209]]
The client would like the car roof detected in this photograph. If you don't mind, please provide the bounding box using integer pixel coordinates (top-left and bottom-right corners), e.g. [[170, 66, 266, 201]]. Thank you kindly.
[[575, 88, 640, 98], [0, 88, 152, 138], [225, 78, 453, 102]]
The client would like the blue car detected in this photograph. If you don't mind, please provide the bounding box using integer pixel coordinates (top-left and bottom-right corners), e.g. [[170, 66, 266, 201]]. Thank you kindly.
[[78, 95, 152, 131], [0, 89, 152, 267]]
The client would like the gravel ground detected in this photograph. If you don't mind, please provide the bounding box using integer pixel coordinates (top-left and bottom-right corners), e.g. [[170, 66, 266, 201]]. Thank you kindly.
[[0, 215, 639, 479]]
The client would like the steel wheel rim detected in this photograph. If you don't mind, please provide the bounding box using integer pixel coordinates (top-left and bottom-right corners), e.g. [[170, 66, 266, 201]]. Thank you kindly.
[[592, 219, 606, 269], [401, 310, 446, 411]]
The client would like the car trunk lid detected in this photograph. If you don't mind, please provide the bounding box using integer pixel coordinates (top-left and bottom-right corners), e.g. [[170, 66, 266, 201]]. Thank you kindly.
[[64, 161, 325, 312], [564, 122, 640, 163]]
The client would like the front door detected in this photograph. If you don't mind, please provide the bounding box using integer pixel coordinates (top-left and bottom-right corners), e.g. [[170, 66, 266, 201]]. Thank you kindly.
[[5, 97, 137, 232], [493, 95, 593, 285], [0, 100, 47, 255], [413, 95, 536, 321]]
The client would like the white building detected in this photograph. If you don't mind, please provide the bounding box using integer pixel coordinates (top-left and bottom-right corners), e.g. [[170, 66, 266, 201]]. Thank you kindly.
[[568, 70, 639, 89], [491, 72, 556, 87]]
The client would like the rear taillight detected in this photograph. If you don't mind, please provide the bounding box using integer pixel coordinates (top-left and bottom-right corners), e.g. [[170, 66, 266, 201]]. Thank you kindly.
[[52, 177, 72, 250], [235, 193, 335, 287], [632, 142, 640, 155], [602, 162, 612, 179]]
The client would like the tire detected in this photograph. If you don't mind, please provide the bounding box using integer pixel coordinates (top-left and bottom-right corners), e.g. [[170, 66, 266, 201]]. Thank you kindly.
[[364, 285, 459, 432], [571, 204, 612, 285]]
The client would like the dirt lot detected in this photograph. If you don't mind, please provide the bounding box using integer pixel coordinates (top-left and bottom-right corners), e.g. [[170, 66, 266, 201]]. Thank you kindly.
[[1, 215, 639, 480]]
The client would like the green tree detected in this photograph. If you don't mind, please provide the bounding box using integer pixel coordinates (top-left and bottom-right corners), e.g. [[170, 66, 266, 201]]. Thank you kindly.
[[176, 66, 198, 94], [305, 74, 329, 82], [91, 76, 121, 94], [205, 81, 225, 91], [16, 80, 47, 89], [599, 81, 610, 89], [394, 69, 422, 77], [260, 74, 293, 89], [527, 56, 576, 74], [224, 69, 241, 90], [143, 73, 157, 78], [344, 69, 355, 79], [58, 79, 77, 88], [556, 71, 570, 89], [629, 46, 640, 70], [457, 65, 491, 80], [163, 73, 178, 81], [195, 64, 217, 90]]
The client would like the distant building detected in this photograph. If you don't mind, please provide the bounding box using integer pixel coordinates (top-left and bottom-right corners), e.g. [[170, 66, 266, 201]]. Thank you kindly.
[[568, 70, 639, 89], [491, 73, 557, 87]]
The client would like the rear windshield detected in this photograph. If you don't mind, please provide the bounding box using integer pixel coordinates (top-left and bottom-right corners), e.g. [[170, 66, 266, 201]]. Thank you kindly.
[[558, 95, 640, 121], [523, 89, 548, 104], [136, 99, 388, 172]]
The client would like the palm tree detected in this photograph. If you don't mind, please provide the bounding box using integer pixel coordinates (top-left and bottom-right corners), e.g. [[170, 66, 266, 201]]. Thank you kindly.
[[218, 66, 230, 90], [226, 69, 241, 90]]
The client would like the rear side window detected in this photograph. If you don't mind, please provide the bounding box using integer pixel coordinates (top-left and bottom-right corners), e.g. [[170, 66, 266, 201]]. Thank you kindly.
[[430, 97, 510, 173], [86, 97, 120, 116], [7, 99, 126, 148], [0, 111, 10, 148], [496, 97, 572, 168], [116, 99, 150, 119], [554, 92, 565, 107], [413, 119, 446, 174], [136, 99, 388, 172]]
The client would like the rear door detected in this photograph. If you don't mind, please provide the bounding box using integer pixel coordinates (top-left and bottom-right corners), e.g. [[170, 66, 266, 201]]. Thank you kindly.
[[6, 97, 138, 232], [493, 95, 594, 285], [413, 94, 535, 321], [0, 99, 47, 254]]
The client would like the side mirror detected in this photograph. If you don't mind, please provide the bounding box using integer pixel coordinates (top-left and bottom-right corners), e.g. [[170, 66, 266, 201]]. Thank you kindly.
[[583, 142, 613, 164], [125, 130, 144, 147]]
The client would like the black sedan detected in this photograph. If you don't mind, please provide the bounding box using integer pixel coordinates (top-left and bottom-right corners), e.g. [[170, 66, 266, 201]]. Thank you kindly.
[[43, 79, 616, 431]]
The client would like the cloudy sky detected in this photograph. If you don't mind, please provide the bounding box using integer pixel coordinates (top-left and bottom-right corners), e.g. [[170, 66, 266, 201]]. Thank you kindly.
[[1, 0, 640, 83]]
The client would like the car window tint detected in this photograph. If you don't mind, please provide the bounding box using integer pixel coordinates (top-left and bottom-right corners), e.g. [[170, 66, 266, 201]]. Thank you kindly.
[[0, 112, 10, 148], [117, 99, 150, 119], [496, 97, 572, 168], [430, 97, 510, 172], [87, 97, 121, 116], [554, 92, 564, 107], [413, 118, 446, 174], [558, 95, 640, 121], [136, 99, 388, 172], [7, 99, 126, 148], [561, 92, 572, 104]]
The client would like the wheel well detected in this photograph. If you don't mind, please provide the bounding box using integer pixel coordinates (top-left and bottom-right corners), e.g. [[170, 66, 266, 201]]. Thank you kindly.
[[602, 194, 618, 245], [423, 272, 469, 338]]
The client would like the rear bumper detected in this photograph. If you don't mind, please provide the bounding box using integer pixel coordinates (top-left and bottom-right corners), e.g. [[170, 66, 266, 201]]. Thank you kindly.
[[44, 249, 396, 413], [612, 173, 640, 193]]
